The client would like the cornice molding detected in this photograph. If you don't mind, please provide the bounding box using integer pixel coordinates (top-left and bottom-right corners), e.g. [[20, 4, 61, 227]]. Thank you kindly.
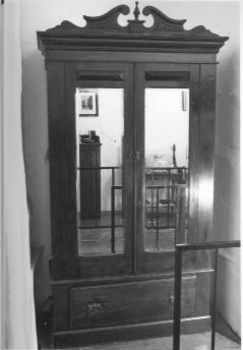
[[37, 2, 229, 55]]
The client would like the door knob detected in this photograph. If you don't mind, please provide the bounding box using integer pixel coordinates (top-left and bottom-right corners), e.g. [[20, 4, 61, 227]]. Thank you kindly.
[[168, 295, 175, 304], [134, 150, 140, 160], [128, 150, 140, 161], [128, 149, 134, 159]]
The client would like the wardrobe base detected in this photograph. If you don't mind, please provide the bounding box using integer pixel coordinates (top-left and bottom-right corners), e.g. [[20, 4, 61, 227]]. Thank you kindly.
[[53, 316, 211, 348]]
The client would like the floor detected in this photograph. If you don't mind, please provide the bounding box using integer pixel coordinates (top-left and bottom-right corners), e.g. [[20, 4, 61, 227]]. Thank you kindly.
[[80, 333, 240, 350], [38, 332, 240, 350], [37, 312, 240, 350]]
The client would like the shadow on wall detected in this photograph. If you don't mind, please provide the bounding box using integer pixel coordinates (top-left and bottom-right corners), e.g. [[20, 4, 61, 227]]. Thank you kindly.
[[22, 49, 52, 307], [216, 49, 240, 149], [213, 46, 240, 337], [214, 47, 240, 241]]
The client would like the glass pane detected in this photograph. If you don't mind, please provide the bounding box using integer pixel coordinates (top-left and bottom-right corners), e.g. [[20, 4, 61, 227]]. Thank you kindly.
[[75, 88, 124, 256], [145, 88, 189, 251]]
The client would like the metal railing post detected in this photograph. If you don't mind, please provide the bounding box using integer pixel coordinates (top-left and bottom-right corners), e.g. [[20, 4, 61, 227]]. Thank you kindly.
[[172, 241, 240, 350], [173, 246, 183, 350], [211, 248, 219, 350]]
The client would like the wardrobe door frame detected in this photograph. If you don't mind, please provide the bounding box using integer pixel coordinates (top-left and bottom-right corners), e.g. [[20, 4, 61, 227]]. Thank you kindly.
[[48, 60, 135, 280], [133, 62, 201, 274]]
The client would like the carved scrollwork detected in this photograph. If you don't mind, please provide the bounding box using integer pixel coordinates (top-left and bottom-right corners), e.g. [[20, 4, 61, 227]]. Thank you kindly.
[[44, 2, 223, 38], [46, 20, 81, 33], [143, 6, 186, 33], [188, 25, 221, 38], [38, 2, 229, 54], [82, 5, 130, 32]]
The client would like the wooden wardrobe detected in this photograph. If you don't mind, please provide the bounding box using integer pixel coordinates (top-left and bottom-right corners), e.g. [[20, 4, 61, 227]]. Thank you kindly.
[[37, 3, 228, 348]]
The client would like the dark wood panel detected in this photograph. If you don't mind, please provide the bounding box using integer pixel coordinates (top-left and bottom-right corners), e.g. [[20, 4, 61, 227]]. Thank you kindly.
[[145, 81, 190, 88], [53, 316, 210, 348], [79, 143, 101, 220], [142, 251, 175, 274], [51, 270, 196, 287], [76, 70, 124, 81], [46, 62, 79, 280], [75, 62, 127, 88], [186, 65, 201, 243], [46, 61, 65, 258], [53, 273, 198, 331], [75, 61, 129, 71], [78, 255, 125, 279], [144, 63, 193, 75], [44, 50, 218, 63], [142, 251, 196, 274], [69, 277, 196, 330], [145, 70, 190, 81], [197, 64, 217, 242], [122, 63, 135, 273], [52, 285, 69, 332], [195, 270, 213, 316], [76, 80, 124, 88], [133, 62, 146, 273]]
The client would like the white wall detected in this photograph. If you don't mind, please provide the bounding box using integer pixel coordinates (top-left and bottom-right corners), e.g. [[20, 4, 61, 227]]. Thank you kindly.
[[20, 0, 240, 336], [212, 2, 241, 336], [145, 89, 189, 167]]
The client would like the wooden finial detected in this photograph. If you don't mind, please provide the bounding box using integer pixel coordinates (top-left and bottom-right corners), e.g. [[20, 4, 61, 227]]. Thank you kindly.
[[133, 1, 140, 21]]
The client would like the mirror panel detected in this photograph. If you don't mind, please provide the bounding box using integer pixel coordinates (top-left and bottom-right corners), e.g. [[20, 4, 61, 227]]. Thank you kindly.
[[144, 88, 189, 251], [76, 88, 124, 256]]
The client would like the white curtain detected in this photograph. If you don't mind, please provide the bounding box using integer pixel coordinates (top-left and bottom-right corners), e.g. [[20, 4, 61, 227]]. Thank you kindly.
[[2, 0, 37, 348]]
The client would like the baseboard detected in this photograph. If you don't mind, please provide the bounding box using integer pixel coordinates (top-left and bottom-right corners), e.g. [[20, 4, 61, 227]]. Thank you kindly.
[[53, 315, 211, 348]]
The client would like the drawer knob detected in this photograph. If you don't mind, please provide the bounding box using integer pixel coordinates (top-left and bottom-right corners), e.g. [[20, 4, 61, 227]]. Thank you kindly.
[[168, 295, 175, 304], [87, 302, 103, 315]]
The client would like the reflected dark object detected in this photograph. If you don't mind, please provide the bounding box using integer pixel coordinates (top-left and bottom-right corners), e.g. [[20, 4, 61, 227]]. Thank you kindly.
[[79, 134, 101, 220], [80, 131, 100, 143], [172, 144, 177, 167]]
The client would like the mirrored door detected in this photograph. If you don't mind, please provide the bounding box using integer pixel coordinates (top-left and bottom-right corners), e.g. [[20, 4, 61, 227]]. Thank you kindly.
[[70, 62, 134, 278], [76, 88, 124, 256], [133, 63, 198, 274], [144, 88, 189, 252]]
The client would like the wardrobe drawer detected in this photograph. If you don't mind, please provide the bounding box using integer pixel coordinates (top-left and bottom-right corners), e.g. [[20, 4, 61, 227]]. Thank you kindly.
[[69, 276, 196, 330]]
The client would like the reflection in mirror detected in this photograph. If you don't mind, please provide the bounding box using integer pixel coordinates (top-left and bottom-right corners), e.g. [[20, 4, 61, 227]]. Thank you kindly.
[[76, 88, 124, 256], [145, 88, 189, 251]]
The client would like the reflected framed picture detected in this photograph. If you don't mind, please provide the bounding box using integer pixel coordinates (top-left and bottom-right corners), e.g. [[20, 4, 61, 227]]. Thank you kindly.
[[78, 90, 98, 116]]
